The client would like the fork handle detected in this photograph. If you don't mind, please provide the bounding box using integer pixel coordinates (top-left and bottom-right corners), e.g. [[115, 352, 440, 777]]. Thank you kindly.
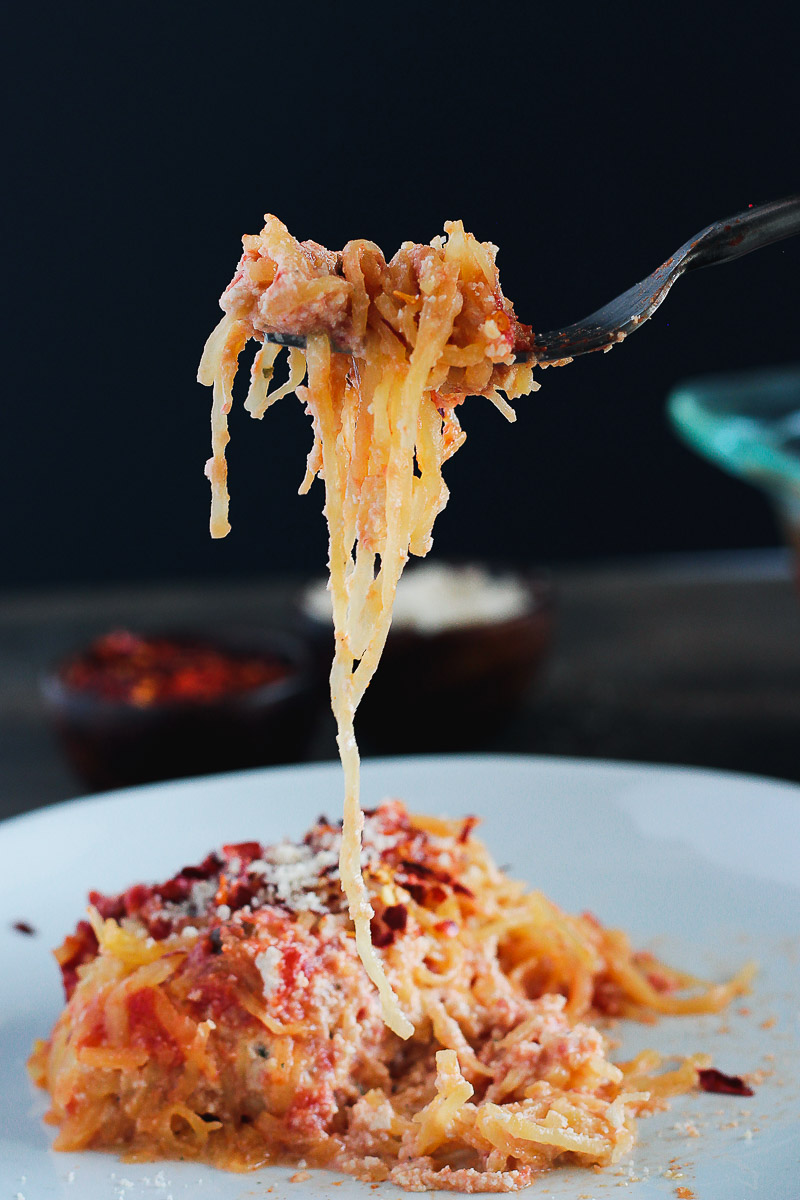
[[686, 195, 800, 271]]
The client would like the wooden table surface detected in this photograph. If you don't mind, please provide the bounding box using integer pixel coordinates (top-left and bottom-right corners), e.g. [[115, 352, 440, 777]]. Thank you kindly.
[[2, 550, 799, 824]]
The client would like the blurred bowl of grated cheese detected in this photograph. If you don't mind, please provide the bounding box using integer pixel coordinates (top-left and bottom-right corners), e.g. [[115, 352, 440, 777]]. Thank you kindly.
[[299, 562, 554, 754]]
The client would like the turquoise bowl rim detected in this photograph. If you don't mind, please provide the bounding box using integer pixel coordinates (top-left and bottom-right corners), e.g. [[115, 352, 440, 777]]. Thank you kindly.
[[667, 364, 800, 510]]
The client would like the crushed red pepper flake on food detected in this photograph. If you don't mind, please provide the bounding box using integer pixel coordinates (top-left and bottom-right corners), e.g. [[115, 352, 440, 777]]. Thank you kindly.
[[399, 860, 474, 898], [60, 630, 290, 706], [370, 903, 409, 948], [55, 919, 99, 999], [458, 816, 479, 843], [383, 904, 408, 932], [12, 920, 36, 935], [698, 1067, 754, 1096]]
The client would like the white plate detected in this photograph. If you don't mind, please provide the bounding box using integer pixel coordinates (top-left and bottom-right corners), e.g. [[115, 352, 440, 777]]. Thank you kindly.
[[1, 755, 799, 1199]]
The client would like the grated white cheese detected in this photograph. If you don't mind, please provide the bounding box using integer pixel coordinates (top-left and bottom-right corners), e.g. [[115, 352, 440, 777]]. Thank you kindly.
[[168, 808, 407, 921], [248, 842, 338, 913], [362, 826, 403, 860], [270, 843, 306, 865], [189, 878, 217, 912], [303, 563, 531, 634], [255, 945, 283, 997]]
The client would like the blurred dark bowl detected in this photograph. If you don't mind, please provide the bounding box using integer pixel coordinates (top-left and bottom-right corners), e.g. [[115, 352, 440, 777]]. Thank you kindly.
[[299, 565, 554, 754], [41, 628, 323, 791]]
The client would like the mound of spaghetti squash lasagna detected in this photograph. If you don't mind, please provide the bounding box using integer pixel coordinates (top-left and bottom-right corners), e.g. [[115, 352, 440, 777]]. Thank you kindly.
[[30, 802, 751, 1190]]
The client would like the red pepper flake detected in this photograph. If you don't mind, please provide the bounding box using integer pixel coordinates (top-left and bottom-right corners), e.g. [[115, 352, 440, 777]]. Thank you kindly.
[[55, 919, 99, 999], [400, 860, 437, 878], [399, 860, 473, 896], [59, 630, 290, 706], [146, 914, 173, 941], [383, 904, 408, 932], [370, 918, 394, 948], [698, 1067, 754, 1096], [404, 883, 426, 905], [89, 889, 127, 920], [155, 874, 194, 904], [223, 841, 262, 862], [152, 852, 225, 907], [124, 883, 153, 913], [434, 919, 459, 938], [370, 903, 408, 948], [181, 852, 224, 880], [458, 816, 479, 844], [222, 879, 257, 911], [12, 920, 36, 935]]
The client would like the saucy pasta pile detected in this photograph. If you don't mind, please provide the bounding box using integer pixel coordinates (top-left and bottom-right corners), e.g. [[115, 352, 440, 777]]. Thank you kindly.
[[30, 803, 752, 1190]]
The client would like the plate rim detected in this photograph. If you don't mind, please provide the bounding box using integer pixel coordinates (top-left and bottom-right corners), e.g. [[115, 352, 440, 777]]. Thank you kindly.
[[3, 750, 800, 840]]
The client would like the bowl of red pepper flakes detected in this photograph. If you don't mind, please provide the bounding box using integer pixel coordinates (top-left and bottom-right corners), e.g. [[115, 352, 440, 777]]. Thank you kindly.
[[42, 628, 323, 790]]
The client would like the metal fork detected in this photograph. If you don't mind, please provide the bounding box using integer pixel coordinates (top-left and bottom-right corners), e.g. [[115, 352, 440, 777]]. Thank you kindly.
[[529, 195, 800, 364], [263, 196, 800, 365]]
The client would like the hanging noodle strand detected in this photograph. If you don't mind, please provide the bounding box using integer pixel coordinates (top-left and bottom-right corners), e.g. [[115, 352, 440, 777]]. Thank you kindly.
[[198, 217, 540, 1034]]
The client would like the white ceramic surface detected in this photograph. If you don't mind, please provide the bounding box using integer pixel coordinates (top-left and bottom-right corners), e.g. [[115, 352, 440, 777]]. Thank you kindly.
[[1, 755, 798, 1199]]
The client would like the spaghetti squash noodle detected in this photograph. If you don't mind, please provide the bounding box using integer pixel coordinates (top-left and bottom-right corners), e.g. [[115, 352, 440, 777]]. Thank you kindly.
[[197, 217, 538, 1037], [29, 803, 754, 1189]]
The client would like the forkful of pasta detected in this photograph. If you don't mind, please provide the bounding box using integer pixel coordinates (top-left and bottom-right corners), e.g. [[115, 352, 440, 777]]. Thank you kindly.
[[199, 198, 797, 1037], [260, 195, 800, 366]]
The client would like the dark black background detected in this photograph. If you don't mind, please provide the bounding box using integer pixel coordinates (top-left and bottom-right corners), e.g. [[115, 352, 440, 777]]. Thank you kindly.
[[6, 1, 799, 589]]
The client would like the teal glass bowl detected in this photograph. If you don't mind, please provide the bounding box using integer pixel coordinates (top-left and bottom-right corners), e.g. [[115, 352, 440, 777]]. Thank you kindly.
[[667, 365, 800, 536]]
